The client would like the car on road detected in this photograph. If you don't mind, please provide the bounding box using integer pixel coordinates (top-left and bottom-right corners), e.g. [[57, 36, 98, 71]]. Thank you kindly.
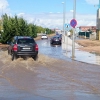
[[50, 35, 62, 45], [41, 34, 48, 39], [7, 36, 38, 61]]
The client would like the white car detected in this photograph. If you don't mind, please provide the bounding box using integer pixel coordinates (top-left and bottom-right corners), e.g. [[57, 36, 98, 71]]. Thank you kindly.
[[41, 34, 48, 39]]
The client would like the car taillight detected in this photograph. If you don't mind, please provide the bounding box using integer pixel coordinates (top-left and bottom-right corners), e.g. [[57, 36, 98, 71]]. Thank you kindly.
[[35, 44, 38, 51], [13, 44, 18, 51]]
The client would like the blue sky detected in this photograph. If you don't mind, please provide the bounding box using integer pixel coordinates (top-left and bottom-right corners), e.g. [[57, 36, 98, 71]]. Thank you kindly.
[[0, 0, 99, 29], [7, 0, 98, 14]]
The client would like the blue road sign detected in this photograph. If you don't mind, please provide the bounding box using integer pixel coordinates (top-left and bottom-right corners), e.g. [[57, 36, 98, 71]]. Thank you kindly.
[[65, 24, 70, 31], [70, 19, 77, 28], [65, 24, 70, 28]]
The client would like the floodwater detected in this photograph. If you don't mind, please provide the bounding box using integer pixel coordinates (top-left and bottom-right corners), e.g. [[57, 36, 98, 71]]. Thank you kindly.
[[37, 38, 100, 65], [0, 38, 100, 100]]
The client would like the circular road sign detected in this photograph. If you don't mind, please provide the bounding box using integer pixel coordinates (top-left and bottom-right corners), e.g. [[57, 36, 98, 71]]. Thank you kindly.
[[70, 19, 77, 28]]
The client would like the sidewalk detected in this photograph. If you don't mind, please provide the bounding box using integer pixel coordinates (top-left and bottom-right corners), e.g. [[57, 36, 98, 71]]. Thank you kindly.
[[62, 36, 100, 65]]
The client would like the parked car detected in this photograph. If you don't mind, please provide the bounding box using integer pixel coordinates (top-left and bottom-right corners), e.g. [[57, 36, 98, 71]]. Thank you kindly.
[[7, 36, 38, 61], [50, 35, 62, 45], [41, 34, 48, 39]]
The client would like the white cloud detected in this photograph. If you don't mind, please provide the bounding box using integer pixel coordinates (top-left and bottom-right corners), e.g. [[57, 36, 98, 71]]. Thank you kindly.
[[17, 13, 25, 17], [0, 0, 10, 17], [0, 0, 9, 9], [70, 10, 73, 13], [76, 13, 96, 26], [17, 12, 96, 30], [18, 13, 64, 29], [85, 0, 99, 5]]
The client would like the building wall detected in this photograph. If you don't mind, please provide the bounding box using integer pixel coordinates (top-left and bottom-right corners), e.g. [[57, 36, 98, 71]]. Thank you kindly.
[[79, 26, 96, 32]]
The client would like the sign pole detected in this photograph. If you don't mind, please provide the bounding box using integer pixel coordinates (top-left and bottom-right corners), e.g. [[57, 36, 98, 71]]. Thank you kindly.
[[65, 24, 68, 53], [72, 0, 76, 59]]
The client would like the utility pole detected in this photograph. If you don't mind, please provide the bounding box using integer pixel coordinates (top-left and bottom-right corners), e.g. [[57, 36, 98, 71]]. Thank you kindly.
[[72, 0, 76, 59]]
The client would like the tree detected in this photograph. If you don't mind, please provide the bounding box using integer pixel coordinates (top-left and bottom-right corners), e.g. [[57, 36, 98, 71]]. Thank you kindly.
[[28, 24, 37, 38], [0, 14, 52, 43], [1, 14, 13, 43]]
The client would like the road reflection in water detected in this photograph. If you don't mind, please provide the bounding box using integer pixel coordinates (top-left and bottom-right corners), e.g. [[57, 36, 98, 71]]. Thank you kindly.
[[36, 39, 72, 62]]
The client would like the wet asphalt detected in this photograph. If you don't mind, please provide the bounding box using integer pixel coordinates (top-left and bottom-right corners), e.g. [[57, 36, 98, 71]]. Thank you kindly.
[[0, 38, 100, 100]]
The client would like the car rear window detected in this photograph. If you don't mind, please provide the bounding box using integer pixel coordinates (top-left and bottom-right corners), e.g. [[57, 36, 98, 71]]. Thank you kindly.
[[53, 37, 60, 39], [17, 39, 35, 44], [42, 34, 46, 36]]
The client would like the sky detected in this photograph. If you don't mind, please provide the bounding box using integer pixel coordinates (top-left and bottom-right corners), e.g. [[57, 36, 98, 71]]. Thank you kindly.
[[0, 0, 99, 30]]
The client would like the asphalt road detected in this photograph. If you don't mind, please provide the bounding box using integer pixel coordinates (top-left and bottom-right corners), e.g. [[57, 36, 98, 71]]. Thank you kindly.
[[0, 39, 100, 100]]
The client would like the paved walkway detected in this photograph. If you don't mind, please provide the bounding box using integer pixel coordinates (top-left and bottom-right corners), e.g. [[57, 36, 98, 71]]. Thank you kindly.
[[62, 36, 100, 65]]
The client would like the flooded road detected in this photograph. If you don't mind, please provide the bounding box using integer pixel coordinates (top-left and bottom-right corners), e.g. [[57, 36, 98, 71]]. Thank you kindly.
[[36, 39, 71, 61], [37, 38, 100, 65], [0, 39, 100, 100]]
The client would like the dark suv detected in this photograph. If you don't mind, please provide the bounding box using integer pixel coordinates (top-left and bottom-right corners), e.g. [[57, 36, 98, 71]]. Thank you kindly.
[[50, 35, 62, 45], [7, 36, 38, 61]]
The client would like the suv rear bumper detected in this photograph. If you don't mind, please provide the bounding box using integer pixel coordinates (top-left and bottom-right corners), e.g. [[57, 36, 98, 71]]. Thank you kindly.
[[13, 51, 38, 56]]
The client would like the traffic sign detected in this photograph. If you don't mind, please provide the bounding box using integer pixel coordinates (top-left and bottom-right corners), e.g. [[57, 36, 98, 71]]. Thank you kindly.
[[65, 24, 70, 28], [70, 19, 77, 28]]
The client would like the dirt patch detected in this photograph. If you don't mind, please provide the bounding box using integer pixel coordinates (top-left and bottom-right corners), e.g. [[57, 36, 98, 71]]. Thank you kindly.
[[76, 39, 100, 54], [0, 44, 8, 50]]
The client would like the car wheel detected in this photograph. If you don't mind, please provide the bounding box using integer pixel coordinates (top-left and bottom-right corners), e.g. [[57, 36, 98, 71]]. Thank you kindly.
[[11, 53, 18, 61], [11, 53, 15, 61], [32, 55, 38, 61], [23, 56, 27, 60]]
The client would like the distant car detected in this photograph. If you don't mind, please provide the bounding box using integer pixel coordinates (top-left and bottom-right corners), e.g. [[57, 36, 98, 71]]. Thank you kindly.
[[41, 34, 48, 39], [50, 35, 62, 45], [7, 36, 38, 61]]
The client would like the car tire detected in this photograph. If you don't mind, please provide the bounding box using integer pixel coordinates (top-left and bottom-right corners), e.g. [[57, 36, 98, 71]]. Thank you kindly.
[[33, 55, 38, 61], [11, 53, 18, 61], [11, 53, 15, 61]]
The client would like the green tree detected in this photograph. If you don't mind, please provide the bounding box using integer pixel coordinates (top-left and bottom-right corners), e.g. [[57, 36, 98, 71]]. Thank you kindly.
[[1, 14, 13, 43], [0, 14, 53, 43], [28, 24, 37, 38], [18, 17, 28, 36]]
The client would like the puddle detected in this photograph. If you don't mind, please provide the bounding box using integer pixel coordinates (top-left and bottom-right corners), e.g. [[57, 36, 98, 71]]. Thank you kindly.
[[61, 37, 100, 65]]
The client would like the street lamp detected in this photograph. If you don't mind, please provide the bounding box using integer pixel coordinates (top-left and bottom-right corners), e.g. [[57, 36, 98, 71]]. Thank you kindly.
[[62, 1, 66, 43], [1, 6, 3, 32], [72, 0, 76, 59]]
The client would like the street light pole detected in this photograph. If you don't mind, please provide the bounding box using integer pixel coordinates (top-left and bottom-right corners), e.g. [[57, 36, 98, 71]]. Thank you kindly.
[[72, 0, 76, 58], [62, 2, 64, 33], [1, 6, 3, 32], [62, 0, 66, 43]]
